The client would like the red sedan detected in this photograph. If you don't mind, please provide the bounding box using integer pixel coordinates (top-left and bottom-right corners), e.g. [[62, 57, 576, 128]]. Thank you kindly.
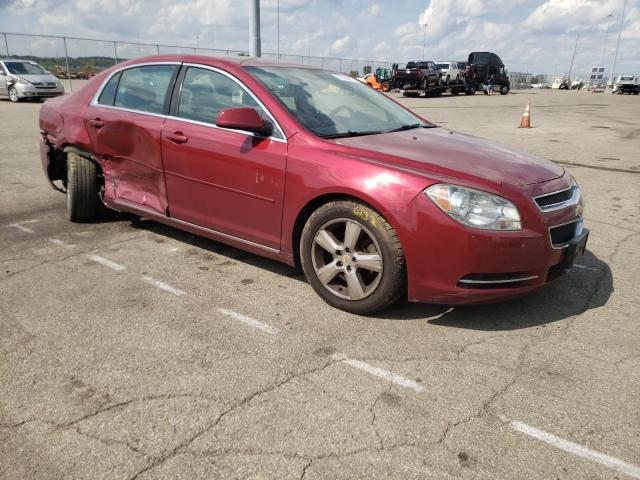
[[39, 55, 588, 314]]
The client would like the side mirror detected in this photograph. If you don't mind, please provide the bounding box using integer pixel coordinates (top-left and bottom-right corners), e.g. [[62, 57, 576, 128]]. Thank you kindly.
[[216, 107, 271, 137]]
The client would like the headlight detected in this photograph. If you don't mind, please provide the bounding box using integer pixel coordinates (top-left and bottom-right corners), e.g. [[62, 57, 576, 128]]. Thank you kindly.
[[425, 184, 522, 231], [16, 77, 31, 85]]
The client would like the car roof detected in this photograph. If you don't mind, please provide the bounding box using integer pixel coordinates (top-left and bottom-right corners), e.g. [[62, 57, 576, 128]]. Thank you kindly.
[[1, 58, 33, 63], [120, 54, 323, 70]]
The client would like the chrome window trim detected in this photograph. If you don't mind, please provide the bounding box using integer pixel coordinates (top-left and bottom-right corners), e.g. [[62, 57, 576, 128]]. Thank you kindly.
[[459, 275, 539, 285], [89, 61, 287, 143], [533, 182, 581, 212], [548, 217, 583, 249]]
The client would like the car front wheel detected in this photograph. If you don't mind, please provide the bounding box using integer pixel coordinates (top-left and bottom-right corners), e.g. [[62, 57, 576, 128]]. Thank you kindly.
[[300, 200, 406, 314], [8, 87, 20, 102]]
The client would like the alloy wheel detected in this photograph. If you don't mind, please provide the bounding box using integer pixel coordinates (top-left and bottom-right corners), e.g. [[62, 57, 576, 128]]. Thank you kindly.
[[311, 218, 383, 301]]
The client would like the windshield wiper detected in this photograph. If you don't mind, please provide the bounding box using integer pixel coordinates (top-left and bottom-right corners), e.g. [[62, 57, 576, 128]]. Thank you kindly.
[[385, 123, 424, 133], [320, 130, 385, 139]]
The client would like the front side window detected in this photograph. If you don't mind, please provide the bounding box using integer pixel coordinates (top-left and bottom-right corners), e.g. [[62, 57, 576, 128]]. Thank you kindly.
[[177, 66, 264, 126], [247, 67, 429, 138], [5, 61, 48, 75], [114, 65, 177, 114]]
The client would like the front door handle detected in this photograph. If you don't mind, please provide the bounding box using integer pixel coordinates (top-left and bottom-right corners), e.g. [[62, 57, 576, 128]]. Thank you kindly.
[[88, 118, 104, 128], [165, 131, 188, 144]]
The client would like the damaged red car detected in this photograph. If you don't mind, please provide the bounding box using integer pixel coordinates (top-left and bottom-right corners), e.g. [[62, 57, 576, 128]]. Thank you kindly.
[[39, 55, 588, 314]]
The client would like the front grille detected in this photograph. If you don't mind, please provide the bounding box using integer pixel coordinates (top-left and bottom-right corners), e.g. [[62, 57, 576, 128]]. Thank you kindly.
[[535, 185, 574, 208], [533, 183, 580, 212], [549, 221, 577, 246]]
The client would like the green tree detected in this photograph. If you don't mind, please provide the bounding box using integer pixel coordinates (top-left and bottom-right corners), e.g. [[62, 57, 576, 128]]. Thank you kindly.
[[363, 65, 372, 75], [83, 58, 96, 72]]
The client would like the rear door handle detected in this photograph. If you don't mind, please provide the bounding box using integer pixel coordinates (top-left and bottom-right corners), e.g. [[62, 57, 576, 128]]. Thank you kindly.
[[165, 131, 188, 144], [88, 118, 104, 128]]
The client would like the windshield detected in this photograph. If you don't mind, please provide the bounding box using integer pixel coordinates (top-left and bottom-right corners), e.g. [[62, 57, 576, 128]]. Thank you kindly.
[[246, 67, 428, 138], [5, 61, 48, 76], [436, 63, 449, 69], [620, 75, 634, 81]]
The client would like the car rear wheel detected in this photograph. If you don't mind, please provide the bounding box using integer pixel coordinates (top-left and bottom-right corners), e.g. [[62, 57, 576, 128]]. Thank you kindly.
[[300, 200, 406, 315], [66, 152, 99, 222], [381, 81, 391, 92], [465, 86, 476, 95], [8, 87, 20, 102], [500, 85, 510, 95]]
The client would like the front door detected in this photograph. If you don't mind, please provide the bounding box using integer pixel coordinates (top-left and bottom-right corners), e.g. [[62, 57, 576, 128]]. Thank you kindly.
[[161, 65, 287, 250], [84, 64, 178, 213]]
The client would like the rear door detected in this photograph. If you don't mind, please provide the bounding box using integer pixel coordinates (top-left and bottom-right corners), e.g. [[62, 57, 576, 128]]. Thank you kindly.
[[0, 63, 8, 96], [161, 65, 287, 249], [85, 63, 179, 214]]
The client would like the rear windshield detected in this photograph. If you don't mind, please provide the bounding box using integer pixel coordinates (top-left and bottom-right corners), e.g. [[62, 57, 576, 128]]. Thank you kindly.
[[436, 63, 449, 69], [405, 62, 417, 69], [4, 61, 48, 75], [620, 75, 634, 81]]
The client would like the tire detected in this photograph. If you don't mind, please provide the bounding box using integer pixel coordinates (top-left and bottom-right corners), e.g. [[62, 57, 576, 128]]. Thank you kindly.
[[300, 200, 406, 315], [500, 85, 510, 95], [66, 152, 99, 222], [381, 81, 391, 92], [451, 88, 459, 95], [465, 86, 476, 95], [8, 87, 20, 102]]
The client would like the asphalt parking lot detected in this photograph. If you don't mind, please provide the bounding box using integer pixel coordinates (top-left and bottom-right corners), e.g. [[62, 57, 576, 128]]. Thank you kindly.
[[1, 88, 639, 479]]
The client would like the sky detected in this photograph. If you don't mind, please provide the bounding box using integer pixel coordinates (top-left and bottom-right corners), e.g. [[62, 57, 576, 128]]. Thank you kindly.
[[0, 0, 638, 77]]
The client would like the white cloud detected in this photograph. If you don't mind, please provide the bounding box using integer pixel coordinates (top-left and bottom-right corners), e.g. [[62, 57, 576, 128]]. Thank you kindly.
[[329, 35, 351, 54], [361, 2, 382, 17]]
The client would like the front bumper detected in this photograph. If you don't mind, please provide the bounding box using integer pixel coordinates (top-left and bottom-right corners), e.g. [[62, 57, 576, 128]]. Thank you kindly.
[[15, 83, 64, 99], [403, 176, 586, 305]]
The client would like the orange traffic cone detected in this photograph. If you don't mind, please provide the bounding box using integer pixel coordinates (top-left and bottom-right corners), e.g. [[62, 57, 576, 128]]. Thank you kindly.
[[519, 103, 531, 128]]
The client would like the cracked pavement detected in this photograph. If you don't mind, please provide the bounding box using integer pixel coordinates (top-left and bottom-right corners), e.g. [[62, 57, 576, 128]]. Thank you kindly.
[[1, 89, 639, 479]]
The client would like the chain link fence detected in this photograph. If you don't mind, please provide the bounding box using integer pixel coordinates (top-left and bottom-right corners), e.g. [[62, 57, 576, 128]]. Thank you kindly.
[[0, 32, 394, 88]]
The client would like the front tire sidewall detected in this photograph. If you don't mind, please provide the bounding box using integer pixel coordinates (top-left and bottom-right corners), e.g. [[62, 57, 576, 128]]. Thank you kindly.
[[300, 201, 405, 315]]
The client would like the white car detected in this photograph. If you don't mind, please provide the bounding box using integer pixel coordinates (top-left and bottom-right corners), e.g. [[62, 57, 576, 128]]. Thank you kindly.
[[435, 61, 464, 84], [0, 59, 65, 102]]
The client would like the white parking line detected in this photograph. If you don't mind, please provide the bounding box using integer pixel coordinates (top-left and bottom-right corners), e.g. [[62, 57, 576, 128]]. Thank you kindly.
[[49, 238, 74, 248], [219, 308, 279, 335], [504, 417, 640, 479], [7, 220, 38, 233], [88, 254, 126, 271], [142, 275, 185, 296], [574, 264, 599, 272], [330, 353, 426, 393]]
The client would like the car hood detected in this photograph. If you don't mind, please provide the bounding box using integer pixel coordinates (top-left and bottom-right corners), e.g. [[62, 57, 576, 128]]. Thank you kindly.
[[13, 74, 57, 83], [331, 127, 564, 188]]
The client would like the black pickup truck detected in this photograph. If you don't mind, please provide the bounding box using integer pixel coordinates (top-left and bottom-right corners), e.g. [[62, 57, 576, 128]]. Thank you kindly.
[[395, 61, 441, 93]]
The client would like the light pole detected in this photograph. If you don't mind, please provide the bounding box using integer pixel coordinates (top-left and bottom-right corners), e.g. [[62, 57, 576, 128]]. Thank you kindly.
[[250, 0, 261, 57], [601, 13, 613, 70], [422, 22, 427, 60], [610, 0, 628, 88], [277, 0, 280, 58]]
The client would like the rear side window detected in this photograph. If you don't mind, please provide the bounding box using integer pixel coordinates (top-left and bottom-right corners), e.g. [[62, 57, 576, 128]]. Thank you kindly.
[[114, 65, 177, 114], [97, 72, 121, 106], [177, 67, 263, 125]]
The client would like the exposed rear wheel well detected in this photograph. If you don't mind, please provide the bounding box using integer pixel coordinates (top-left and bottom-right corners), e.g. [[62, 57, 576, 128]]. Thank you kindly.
[[49, 146, 104, 191], [291, 193, 378, 269]]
